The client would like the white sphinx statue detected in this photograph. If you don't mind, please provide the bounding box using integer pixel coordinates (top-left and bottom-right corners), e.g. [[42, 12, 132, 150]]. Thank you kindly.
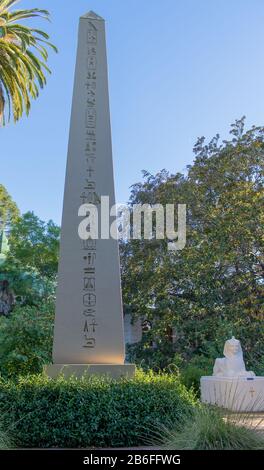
[[213, 336, 255, 378], [201, 336, 264, 412]]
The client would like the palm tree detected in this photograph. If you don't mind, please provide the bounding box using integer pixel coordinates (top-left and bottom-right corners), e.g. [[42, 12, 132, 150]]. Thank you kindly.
[[0, 0, 57, 125]]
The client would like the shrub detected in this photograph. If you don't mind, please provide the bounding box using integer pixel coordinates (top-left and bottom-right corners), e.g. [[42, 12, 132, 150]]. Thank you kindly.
[[126, 341, 174, 372], [180, 355, 214, 394], [0, 370, 196, 448], [0, 302, 54, 377], [0, 419, 13, 450], [155, 405, 264, 450]]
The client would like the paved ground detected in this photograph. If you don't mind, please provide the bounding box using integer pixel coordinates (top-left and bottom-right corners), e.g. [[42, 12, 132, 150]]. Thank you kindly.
[[225, 412, 264, 434]]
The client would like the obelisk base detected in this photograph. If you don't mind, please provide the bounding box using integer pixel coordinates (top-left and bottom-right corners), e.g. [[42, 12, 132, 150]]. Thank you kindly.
[[44, 363, 135, 380]]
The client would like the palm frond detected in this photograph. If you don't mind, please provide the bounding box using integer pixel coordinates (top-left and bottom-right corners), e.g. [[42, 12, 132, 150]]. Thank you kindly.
[[0, 1, 20, 14], [0, 0, 57, 125]]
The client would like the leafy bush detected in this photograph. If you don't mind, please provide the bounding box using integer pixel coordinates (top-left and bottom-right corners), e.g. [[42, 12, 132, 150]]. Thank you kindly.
[[0, 370, 196, 448], [156, 406, 264, 450], [0, 302, 54, 377], [0, 419, 13, 449], [250, 353, 264, 377], [127, 337, 175, 372], [180, 355, 214, 393]]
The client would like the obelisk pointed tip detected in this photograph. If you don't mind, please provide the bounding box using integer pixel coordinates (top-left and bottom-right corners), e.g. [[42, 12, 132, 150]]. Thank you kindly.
[[81, 11, 104, 21]]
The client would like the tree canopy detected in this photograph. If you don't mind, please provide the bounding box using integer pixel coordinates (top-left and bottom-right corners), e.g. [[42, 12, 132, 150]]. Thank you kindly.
[[1, 211, 60, 304], [121, 118, 264, 368], [0, 188, 60, 304], [0, 183, 19, 230]]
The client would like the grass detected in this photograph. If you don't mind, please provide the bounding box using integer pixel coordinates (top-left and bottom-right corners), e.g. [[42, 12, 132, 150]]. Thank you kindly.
[[152, 405, 264, 450]]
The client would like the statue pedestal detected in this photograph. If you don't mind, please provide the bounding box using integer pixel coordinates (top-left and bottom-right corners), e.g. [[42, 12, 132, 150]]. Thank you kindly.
[[44, 364, 135, 380], [201, 376, 264, 412]]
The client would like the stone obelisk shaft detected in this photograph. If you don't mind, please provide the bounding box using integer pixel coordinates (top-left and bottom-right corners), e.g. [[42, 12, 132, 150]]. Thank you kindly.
[[51, 12, 126, 366]]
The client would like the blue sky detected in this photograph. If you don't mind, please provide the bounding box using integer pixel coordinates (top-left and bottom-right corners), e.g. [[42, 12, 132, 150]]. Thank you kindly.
[[1, 0, 264, 224]]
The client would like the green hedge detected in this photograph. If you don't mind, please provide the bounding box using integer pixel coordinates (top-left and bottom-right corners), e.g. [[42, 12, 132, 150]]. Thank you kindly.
[[0, 302, 54, 377], [0, 370, 196, 448]]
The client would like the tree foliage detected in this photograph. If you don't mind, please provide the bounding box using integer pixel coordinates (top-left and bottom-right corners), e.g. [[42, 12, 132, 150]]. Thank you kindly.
[[0, 183, 19, 230], [0, 186, 60, 302], [2, 211, 60, 304], [0, 184, 18, 266], [0, 301, 54, 376], [7, 211, 60, 278], [121, 118, 264, 369]]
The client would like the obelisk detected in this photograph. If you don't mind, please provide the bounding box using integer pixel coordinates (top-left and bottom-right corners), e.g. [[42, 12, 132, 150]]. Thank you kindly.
[[45, 12, 135, 379]]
